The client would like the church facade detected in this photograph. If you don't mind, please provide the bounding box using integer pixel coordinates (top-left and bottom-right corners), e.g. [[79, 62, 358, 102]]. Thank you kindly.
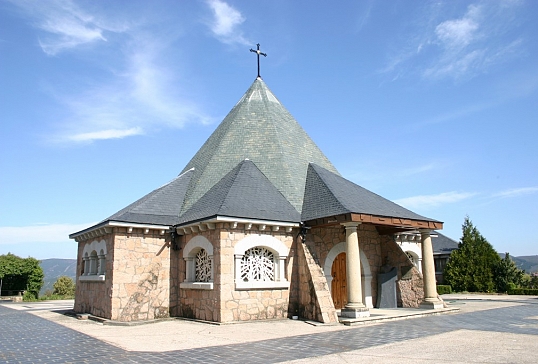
[[70, 76, 444, 324]]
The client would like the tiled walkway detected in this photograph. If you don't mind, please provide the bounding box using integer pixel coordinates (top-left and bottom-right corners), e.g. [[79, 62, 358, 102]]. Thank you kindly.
[[1, 301, 537, 363]]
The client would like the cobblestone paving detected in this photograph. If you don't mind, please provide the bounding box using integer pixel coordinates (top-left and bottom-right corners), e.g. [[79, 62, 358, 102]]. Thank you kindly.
[[1, 302, 537, 363]]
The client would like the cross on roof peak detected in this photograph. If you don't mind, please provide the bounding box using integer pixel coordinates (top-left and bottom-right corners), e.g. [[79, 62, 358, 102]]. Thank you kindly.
[[250, 43, 267, 78]]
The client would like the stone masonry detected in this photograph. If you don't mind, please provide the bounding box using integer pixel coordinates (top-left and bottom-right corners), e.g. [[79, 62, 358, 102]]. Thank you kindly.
[[75, 227, 171, 322], [74, 234, 112, 319], [177, 223, 294, 323], [295, 239, 338, 323], [111, 229, 170, 321]]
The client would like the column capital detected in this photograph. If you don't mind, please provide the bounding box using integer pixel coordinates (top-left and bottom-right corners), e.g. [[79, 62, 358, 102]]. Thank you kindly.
[[341, 222, 361, 229], [419, 228, 432, 235]]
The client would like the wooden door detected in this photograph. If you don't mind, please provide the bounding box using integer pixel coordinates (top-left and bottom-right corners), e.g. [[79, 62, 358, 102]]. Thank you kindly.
[[331, 252, 347, 309]]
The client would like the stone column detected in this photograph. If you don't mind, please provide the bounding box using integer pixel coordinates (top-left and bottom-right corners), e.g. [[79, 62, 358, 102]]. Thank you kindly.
[[234, 254, 243, 282], [83, 255, 89, 276], [341, 222, 370, 318], [98, 253, 106, 275], [420, 229, 443, 309], [185, 257, 195, 282]]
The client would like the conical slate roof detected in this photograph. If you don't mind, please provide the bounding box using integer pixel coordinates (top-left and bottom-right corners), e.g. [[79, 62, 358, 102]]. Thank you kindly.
[[71, 76, 441, 238], [177, 159, 300, 225], [301, 163, 440, 223], [179, 77, 339, 214]]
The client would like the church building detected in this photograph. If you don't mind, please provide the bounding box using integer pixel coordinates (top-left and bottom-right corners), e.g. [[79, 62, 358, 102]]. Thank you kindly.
[[70, 52, 444, 323]]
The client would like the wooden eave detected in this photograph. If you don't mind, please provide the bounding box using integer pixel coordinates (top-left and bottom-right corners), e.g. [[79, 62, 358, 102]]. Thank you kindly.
[[304, 213, 443, 234]]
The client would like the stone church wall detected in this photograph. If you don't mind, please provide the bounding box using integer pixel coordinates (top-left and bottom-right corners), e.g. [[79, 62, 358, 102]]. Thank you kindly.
[[305, 224, 424, 309], [308, 224, 382, 308], [292, 238, 338, 323], [176, 223, 294, 323], [109, 228, 170, 321], [218, 225, 294, 322], [380, 235, 424, 307], [74, 235, 113, 319], [177, 229, 220, 321]]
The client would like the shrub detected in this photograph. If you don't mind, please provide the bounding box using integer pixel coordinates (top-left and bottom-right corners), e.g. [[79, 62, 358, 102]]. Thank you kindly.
[[507, 288, 538, 295], [53, 276, 75, 296], [22, 291, 38, 302], [40, 293, 73, 301], [437, 285, 452, 295]]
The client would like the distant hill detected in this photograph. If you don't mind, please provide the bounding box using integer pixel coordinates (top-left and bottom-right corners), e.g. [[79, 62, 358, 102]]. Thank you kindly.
[[39, 258, 77, 295], [499, 254, 538, 273]]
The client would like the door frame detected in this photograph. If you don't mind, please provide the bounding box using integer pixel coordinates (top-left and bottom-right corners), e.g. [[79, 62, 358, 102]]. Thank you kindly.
[[324, 242, 373, 308]]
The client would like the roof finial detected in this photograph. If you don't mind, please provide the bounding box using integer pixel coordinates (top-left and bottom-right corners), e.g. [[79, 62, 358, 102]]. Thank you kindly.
[[250, 43, 267, 79]]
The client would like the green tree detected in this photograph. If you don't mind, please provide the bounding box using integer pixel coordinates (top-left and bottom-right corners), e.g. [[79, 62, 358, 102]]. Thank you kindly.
[[521, 273, 538, 289], [494, 253, 524, 292], [444, 216, 501, 292], [53, 276, 75, 296], [0, 253, 44, 299]]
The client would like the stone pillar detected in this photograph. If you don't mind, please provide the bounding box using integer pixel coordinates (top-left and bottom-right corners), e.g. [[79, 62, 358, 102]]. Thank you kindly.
[[83, 255, 89, 276], [341, 222, 370, 318], [420, 229, 443, 309], [89, 254, 97, 275], [278, 256, 286, 282], [185, 257, 195, 282], [234, 254, 243, 282], [98, 253, 106, 275]]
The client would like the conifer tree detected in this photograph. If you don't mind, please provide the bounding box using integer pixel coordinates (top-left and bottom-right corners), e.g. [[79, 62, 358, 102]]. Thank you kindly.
[[444, 216, 500, 292], [494, 253, 524, 292]]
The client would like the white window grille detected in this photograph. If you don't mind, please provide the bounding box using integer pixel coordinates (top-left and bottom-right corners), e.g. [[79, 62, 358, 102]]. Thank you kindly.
[[180, 236, 214, 290], [240, 247, 275, 282], [234, 235, 290, 290], [195, 248, 212, 283]]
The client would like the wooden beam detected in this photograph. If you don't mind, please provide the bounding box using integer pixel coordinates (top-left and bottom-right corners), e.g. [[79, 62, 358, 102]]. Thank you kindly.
[[306, 212, 443, 231]]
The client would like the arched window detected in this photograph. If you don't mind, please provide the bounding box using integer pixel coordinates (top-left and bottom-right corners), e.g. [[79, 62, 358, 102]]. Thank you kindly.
[[180, 236, 214, 290], [406, 251, 420, 271], [240, 247, 275, 282], [195, 248, 212, 283], [80, 240, 107, 282], [234, 235, 290, 290]]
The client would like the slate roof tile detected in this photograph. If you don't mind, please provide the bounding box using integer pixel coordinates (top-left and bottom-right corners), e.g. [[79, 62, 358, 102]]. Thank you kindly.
[[179, 77, 339, 214], [177, 159, 300, 225], [432, 231, 459, 253], [103, 169, 194, 226], [302, 163, 441, 223]]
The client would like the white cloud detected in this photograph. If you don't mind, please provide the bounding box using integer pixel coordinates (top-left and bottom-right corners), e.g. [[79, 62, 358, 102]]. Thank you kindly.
[[493, 187, 538, 198], [5, 1, 215, 144], [8, 0, 127, 55], [67, 128, 143, 142], [400, 163, 437, 177], [381, 1, 523, 81], [435, 5, 480, 49], [394, 191, 476, 210], [49, 38, 213, 144], [205, 0, 249, 45], [0, 223, 96, 245]]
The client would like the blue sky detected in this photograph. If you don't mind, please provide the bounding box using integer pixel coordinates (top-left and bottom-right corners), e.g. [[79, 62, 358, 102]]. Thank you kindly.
[[1, 0, 537, 260]]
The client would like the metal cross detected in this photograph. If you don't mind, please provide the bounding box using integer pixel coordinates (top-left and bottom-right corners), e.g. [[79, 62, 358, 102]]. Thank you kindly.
[[250, 43, 267, 78]]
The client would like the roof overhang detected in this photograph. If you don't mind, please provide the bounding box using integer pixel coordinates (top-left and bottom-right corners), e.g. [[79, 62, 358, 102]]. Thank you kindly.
[[69, 221, 170, 242], [304, 212, 443, 234], [174, 215, 300, 235]]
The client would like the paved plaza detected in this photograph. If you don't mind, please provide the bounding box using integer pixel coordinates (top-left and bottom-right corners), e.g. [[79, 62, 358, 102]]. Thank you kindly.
[[1, 295, 537, 363]]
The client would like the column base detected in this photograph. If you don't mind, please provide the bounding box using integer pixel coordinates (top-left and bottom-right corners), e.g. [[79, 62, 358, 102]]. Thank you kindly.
[[341, 306, 370, 318], [420, 299, 444, 309]]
